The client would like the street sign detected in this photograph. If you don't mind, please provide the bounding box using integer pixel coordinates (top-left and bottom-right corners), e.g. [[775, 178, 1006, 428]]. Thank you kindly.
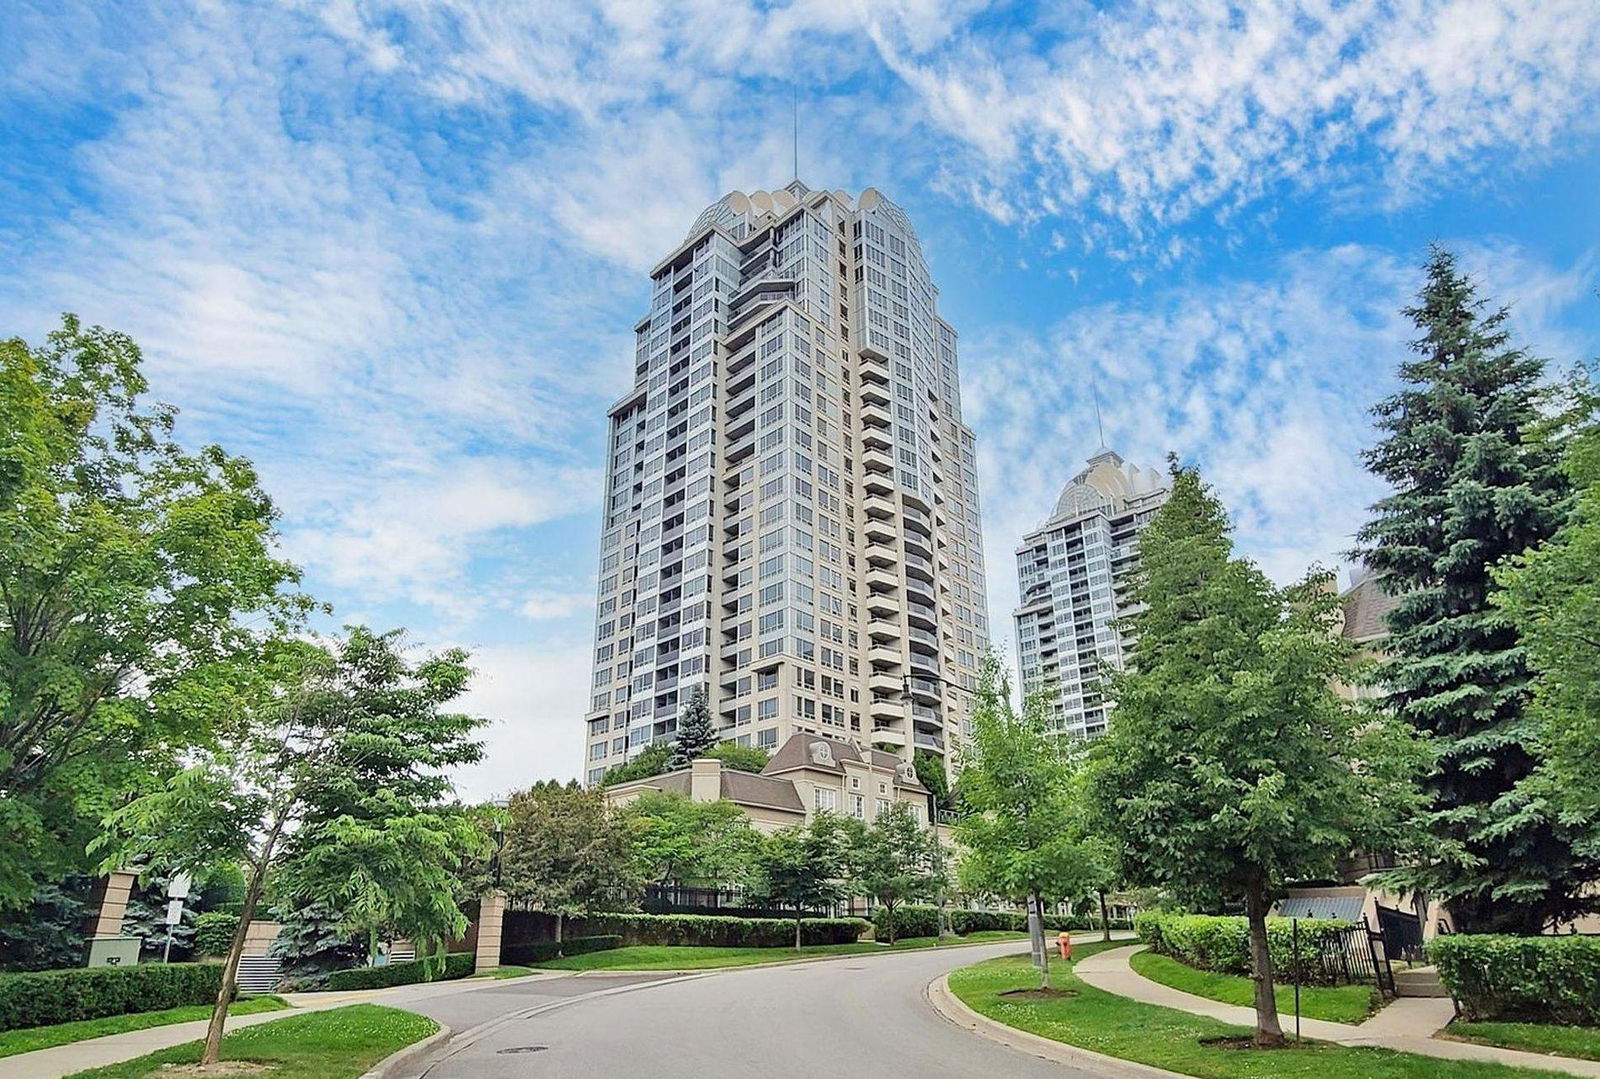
[[167, 873, 192, 900], [165, 899, 184, 926]]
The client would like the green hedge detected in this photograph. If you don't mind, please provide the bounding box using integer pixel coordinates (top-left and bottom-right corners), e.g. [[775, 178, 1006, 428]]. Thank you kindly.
[[872, 905, 1108, 941], [193, 912, 240, 958], [1136, 912, 1349, 985], [324, 952, 475, 991], [0, 962, 223, 1031], [1429, 934, 1600, 1025], [502, 935, 623, 964], [505, 912, 869, 949]]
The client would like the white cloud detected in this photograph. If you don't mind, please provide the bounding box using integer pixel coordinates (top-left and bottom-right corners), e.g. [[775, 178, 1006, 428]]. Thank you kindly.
[[451, 640, 592, 798], [869, 0, 1600, 236], [520, 589, 594, 621], [965, 240, 1598, 672]]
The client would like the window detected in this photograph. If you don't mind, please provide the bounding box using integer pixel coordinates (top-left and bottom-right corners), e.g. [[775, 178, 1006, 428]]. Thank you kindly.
[[876, 798, 891, 817], [815, 788, 837, 813], [850, 793, 865, 819], [757, 727, 778, 749]]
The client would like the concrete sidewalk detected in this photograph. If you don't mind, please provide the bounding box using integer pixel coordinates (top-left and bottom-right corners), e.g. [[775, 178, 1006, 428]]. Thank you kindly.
[[1076, 944, 1600, 1077], [0, 971, 565, 1079]]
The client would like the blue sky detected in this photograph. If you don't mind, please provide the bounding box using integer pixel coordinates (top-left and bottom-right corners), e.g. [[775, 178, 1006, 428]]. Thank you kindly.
[[4, 1, 1598, 798]]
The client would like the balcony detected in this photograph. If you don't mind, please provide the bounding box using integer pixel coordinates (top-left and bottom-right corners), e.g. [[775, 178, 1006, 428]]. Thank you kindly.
[[864, 495, 896, 520], [907, 601, 937, 629], [868, 671, 901, 695], [864, 543, 897, 568], [866, 567, 899, 592], [870, 724, 908, 748], [869, 699, 903, 724], [914, 731, 945, 751], [867, 618, 902, 643], [868, 645, 903, 670], [866, 591, 899, 617]]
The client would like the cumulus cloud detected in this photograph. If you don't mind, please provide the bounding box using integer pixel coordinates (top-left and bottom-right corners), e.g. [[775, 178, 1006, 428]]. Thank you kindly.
[[966, 241, 1598, 666]]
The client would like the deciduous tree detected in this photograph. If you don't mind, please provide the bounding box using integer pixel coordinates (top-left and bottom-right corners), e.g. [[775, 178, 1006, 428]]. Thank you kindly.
[[1092, 463, 1423, 1046], [852, 803, 944, 944], [955, 658, 1112, 988], [97, 628, 485, 1065], [0, 317, 309, 905], [620, 791, 760, 890], [501, 781, 635, 941], [748, 814, 855, 950], [1496, 367, 1600, 826]]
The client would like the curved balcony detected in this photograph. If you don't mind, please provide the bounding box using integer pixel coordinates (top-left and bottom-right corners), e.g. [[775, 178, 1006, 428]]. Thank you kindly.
[[867, 618, 902, 643], [906, 676, 941, 704], [866, 591, 899, 617], [907, 600, 937, 629], [867, 645, 903, 670], [870, 724, 908, 748]]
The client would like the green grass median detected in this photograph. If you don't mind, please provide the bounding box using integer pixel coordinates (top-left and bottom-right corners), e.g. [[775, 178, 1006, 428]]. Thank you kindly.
[[61, 1005, 435, 1079], [0, 996, 289, 1059], [1129, 949, 1380, 1024], [947, 953, 1567, 1079], [1445, 1020, 1600, 1063], [532, 931, 1028, 970]]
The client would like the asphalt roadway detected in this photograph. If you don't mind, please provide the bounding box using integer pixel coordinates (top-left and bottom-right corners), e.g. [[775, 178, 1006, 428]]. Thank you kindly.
[[401, 941, 1115, 1079]]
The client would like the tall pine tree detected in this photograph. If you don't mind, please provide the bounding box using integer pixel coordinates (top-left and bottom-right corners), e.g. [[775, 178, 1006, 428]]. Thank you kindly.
[[1357, 247, 1594, 933], [668, 684, 717, 767]]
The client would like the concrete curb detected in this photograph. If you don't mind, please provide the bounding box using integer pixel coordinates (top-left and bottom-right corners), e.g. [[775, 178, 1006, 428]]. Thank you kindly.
[[925, 971, 1188, 1079], [357, 1024, 452, 1079]]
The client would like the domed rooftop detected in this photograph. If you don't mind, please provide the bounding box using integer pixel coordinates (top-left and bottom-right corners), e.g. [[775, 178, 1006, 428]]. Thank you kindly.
[[1044, 448, 1166, 526]]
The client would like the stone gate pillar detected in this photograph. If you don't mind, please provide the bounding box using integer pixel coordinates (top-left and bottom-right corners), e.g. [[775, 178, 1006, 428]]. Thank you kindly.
[[475, 891, 506, 971]]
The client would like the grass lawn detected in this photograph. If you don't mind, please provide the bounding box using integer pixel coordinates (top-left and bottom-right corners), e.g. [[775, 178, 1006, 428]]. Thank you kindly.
[[0, 997, 290, 1059], [473, 965, 538, 980], [533, 931, 1029, 971], [1445, 1021, 1600, 1062], [1129, 949, 1380, 1024], [61, 1005, 435, 1079], [947, 954, 1568, 1079]]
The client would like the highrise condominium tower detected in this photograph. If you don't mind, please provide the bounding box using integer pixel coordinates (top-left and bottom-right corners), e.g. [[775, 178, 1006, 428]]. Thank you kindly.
[[1013, 448, 1169, 739], [582, 182, 990, 785]]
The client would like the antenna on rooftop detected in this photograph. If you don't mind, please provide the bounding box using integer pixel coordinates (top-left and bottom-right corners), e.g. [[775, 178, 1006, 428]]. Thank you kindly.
[[791, 78, 799, 183], [1092, 383, 1107, 450]]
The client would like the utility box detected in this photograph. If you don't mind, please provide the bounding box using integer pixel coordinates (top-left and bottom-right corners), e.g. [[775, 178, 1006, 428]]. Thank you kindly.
[[85, 936, 141, 968]]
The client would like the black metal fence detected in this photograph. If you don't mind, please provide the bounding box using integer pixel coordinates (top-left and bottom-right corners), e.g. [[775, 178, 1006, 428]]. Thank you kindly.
[[1302, 916, 1397, 998]]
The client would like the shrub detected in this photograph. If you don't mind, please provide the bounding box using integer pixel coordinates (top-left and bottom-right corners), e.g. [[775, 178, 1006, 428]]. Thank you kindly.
[[324, 952, 475, 991], [1136, 912, 1348, 984], [0, 962, 222, 1031], [1429, 934, 1600, 1025], [193, 912, 240, 958], [871, 905, 1101, 940], [502, 935, 623, 965], [502, 911, 868, 949]]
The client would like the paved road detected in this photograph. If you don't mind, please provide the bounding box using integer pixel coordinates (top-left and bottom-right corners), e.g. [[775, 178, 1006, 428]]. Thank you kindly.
[[408, 942, 1113, 1079]]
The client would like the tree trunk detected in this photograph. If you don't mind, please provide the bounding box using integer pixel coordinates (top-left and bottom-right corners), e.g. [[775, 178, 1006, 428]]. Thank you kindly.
[[202, 817, 283, 1065], [1244, 880, 1285, 1047], [555, 912, 564, 944], [885, 900, 896, 946], [794, 913, 803, 952], [1099, 890, 1112, 943]]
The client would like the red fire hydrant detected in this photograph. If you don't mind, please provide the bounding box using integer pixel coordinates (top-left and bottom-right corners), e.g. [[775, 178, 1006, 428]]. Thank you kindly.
[[1057, 931, 1073, 960]]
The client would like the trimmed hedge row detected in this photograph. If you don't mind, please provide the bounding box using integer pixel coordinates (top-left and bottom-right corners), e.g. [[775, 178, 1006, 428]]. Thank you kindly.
[[1136, 912, 1349, 984], [872, 904, 1107, 941], [504, 911, 869, 949], [325, 952, 475, 991], [0, 962, 222, 1032], [502, 935, 623, 965], [1429, 934, 1600, 1025]]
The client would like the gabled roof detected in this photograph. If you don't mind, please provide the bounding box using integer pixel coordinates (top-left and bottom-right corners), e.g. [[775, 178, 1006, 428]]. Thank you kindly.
[[761, 733, 928, 791], [1341, 570, 1403, 643], [615, 765, 805, 814]]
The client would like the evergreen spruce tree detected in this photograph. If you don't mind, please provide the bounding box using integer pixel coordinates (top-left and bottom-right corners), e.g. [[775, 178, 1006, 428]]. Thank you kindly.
[[668, 685, 717, 768], [1357, 247, 1594, 933]]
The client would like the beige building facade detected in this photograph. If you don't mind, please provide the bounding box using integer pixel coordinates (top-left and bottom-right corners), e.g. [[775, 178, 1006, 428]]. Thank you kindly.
[[584, 182, 989, 784], [605, 732, 933, 834]]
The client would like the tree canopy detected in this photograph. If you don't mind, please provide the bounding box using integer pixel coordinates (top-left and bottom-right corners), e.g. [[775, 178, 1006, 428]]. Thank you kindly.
[[0, 316, 309, 906], [748, 814, 855, 950], [667, 685, 717, 767], [501, 780, 635, 938], [97, 627, 485, 1064], [619, 791, 761, 889], [1092, 462, 1423, 1044], [1495, 366, 1600, 826], [851, 803, 945, 944]]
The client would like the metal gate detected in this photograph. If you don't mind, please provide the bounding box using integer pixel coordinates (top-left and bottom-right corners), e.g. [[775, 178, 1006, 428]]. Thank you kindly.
[[1375, 903, 1425, 964]]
